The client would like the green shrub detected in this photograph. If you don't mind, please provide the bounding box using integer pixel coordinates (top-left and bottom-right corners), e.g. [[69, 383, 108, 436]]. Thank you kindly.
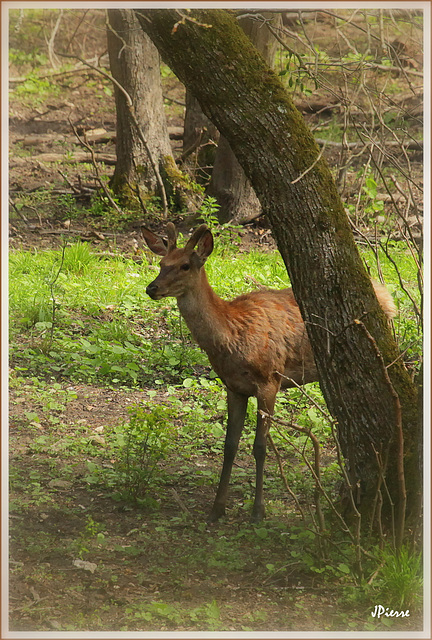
[[86, 403, 176, 505]]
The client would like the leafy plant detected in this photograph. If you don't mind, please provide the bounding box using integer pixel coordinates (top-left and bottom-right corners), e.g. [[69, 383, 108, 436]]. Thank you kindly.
[[73, 516, 107, 558], [278, 50, 318, 96], [13, 71, 61, 105], [197, 196, 221, 227], [372, 546, 423, 611], [125, 598, 223, 630], [86, 404, 176, 504]]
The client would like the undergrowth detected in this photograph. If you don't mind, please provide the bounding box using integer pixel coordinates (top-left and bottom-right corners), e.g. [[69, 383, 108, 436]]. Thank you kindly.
[[8, 227, 423, 629]]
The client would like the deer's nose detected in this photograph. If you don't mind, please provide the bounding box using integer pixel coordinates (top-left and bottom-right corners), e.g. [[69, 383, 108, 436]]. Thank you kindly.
[[146, 282, 159, 299]]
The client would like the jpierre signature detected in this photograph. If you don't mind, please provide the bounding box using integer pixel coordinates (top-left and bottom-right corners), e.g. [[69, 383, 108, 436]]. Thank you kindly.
[[371, 605, 410, 619]]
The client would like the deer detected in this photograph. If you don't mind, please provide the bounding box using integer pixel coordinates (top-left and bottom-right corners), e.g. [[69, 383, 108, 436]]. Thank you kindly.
[[142, 223, 396, 523]]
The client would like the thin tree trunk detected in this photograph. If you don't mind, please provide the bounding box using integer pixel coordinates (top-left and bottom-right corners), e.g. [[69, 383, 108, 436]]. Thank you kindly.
[[135, 9, 421, 527], [107, 9, 174, 201]]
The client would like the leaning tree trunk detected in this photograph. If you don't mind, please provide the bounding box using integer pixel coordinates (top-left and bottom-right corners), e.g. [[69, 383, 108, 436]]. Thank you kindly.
[[206, 12, 282, 223], [107, 9, 175, 205], [135, 9, 421, 532]]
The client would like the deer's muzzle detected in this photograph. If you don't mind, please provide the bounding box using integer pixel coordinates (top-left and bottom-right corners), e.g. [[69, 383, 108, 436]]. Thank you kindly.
[[146, 281, 160, 299]]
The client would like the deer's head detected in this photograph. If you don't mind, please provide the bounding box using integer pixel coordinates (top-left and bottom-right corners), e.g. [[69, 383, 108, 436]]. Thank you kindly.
[[142, 223, 214, 300]]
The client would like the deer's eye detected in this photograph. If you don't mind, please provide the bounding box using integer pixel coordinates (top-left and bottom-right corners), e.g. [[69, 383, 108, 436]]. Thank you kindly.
[[181, 263, 190, 271]]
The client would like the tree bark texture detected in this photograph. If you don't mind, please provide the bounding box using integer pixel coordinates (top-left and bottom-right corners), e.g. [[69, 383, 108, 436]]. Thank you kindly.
[[135, 9, 421, 525], [182, 90, 219, 184], [207, 134, 261, 223], [107, 9, 173, 198], [207, 13, 282, 223]]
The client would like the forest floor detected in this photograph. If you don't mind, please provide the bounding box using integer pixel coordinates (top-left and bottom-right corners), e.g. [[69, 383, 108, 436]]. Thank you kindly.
[[7, 8, 424, 636]]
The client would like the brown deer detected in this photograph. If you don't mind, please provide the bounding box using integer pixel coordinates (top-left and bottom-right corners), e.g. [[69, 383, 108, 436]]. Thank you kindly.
[[142, 223, 396, 523]]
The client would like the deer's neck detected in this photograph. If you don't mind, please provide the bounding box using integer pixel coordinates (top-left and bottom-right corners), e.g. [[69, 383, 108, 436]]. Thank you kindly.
[[176, 269, 229, 351]]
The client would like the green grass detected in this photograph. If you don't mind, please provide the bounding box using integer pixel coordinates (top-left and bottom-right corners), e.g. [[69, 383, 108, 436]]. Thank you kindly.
[[10, 239, 421, 512], [9, 237, 421, 384], [8, 236, 423, 617], [9, 235, 422, 529]]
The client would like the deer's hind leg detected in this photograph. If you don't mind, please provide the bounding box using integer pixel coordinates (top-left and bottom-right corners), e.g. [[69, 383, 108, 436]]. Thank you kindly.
[[251, 385, 279, 523]]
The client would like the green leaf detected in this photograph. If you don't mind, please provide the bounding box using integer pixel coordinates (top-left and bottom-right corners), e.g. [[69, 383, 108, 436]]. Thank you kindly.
[[338, 563, 351, 574], [110, 344, 126, 354]]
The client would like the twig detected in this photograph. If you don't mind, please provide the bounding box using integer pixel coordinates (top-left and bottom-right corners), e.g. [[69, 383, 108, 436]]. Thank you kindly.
[[354, 319, 406, 549], [267, 432, 306, 521], [69, 119, 124, 216], [353, 122, 423, 193], [48, 239, 67, 351], [264, 412, 350, 537], [179, 128, 205, 163], [46, 10, 63, 68], [372, 445, 396, 549], [277, 374, 332, 421], [171, 9, 213, 34], [379, 239, 421, 320], [169, 487, 191, 515], [58, 169, 83, 195], [125, 178, 148, 216], [329, 418, 363, 577], [64, 9, 89, 53], [9, 198, 29, 225], [163, 93, 185, 107], [369, 446, 390, 546], [290, 141, 327, 184]]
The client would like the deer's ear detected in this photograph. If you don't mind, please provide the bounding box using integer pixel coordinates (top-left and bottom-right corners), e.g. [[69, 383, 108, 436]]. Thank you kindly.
[[142, 227, 168, 256], [196, 229, 214, 261]]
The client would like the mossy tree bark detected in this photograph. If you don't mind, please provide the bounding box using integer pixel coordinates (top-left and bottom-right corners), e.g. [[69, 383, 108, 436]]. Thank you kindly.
[[107, 9, 174, 204], [206, 12, 281, 223], [135, 9, 421, 530]]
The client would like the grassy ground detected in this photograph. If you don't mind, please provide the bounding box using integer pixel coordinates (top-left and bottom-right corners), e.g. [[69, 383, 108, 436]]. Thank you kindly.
[[8, 232, 423, 632]]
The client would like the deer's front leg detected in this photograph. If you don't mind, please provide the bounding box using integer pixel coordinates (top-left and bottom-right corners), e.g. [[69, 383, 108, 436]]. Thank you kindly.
[[208, 389, 248, 523]]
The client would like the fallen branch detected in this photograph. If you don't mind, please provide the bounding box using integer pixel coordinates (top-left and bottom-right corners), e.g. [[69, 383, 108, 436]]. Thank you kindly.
[[9, 65, 101, 84], [25, 151, 117, 165], [315, 137, 422, 151]]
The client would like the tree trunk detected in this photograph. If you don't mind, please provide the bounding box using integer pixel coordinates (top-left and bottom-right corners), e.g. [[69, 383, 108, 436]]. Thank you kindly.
[[107, 9, 174, 204], [182, 90, 219, 185], [207, 135, 261, 224], [135, 9, 421, 528], [206, 12, 282, 224]]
